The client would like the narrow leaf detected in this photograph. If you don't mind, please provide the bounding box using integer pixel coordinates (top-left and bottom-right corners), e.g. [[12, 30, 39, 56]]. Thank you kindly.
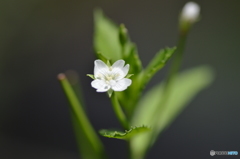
[[94, 9, 121, 61], [118, 47, 176, 117], [119, 24, 128, 47], [123, 43, 142, 74], [58, 73, 106, 159], [130, 66, 214, 159], [70, 111, 97, 159], [143, 47, 176, 87], [115, 44, 143, 116]]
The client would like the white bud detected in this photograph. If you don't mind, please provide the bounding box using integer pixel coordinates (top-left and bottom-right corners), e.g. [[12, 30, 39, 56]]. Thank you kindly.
[[181, 2, 200, 23]]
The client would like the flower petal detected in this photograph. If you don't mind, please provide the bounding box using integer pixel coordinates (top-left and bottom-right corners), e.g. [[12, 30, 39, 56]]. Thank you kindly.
[[91, 79, 110, 92], [97, 86, 110, 92], [112, 60, 125, 69], [122, 64, 130, 77], [94, 60, 109, 79], [111, 60, 129, 80], [111, 78, 132, 91]]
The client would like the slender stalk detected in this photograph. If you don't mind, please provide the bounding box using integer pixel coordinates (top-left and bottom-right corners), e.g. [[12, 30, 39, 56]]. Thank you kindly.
[[58, 73, 105, 158], [171, 31, 187, 76], [111, 92, 129, 130], [146, 30, 189, 159], [128, 139, 136, 159], [165, 32, 187, 97], [160, 31, 187, 106]]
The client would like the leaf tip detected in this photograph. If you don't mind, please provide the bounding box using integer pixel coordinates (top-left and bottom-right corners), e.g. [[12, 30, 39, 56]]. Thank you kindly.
[[57, 73, 66, 80]]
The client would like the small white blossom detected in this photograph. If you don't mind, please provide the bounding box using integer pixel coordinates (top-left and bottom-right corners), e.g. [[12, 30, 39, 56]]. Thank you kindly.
[[181, 2, 200, 23], [91, 59, 132, 92]]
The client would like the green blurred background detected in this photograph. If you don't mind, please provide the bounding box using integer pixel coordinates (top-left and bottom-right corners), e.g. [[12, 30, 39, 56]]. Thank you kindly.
[[0, 0, 239, 159]]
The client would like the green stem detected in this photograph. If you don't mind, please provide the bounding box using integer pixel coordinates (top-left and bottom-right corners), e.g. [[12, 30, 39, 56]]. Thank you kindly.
[[168, 31, 187, 82], [146, 29, 189, 159], [127, 139, 132, 159], [111, 92, 129, 130], [110, 92, 131, 158], [58, 73, 105, 158], [159, 31, 188, 110]]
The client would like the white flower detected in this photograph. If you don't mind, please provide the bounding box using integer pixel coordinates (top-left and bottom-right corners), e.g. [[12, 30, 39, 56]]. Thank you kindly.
[[181, 2, 200, 23], [91, 59, 132, 92]]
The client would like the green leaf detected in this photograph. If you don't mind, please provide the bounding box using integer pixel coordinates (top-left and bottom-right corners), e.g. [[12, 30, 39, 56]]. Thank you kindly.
[[58, 73, 106, 159], [123, 43, 142, 74], [96, 52, 110, 64], [118, 47, 175, 117], [94, 9, 121, 61], [70, 111, 99, 159], [142, 47, 176, 87], [99, 126, 150, 140], [93, 10, 142, 74], [119, 24, 128, 47], [115, 44, 143, 116], [130, 66, 214, 159]]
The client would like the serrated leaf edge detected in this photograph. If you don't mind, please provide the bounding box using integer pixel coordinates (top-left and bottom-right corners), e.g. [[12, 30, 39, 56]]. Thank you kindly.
[[99, 125, 150, 139]]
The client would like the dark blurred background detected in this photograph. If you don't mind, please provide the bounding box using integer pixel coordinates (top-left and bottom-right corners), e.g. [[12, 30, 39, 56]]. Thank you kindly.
[[0, 0, 240, 159]]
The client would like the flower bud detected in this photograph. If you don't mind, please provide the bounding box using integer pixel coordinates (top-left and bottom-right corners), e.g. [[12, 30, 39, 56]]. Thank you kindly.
[[181, 2, 200, 22], [180, 2, 200, 31]]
